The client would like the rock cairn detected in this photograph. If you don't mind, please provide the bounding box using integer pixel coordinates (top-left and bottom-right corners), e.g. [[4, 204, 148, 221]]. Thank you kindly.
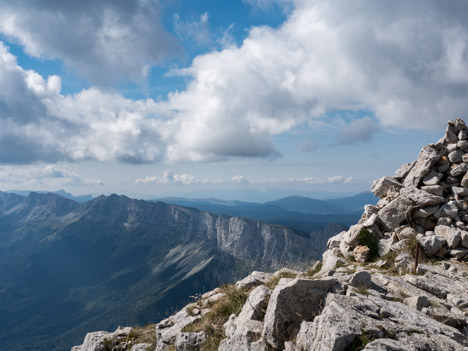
[[327, 118, 468, 271]]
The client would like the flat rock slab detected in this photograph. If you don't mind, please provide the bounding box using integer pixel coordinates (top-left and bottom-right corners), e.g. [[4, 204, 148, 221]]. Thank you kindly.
[[418, 235, 446, 256], [404, 145, 442, 187], [371, 176, 403, 199], [378, 196, 415, 231], [434, 202, 459, 220], [434, 225, 462, 248], [400, 187, 444, 206], [262, 278, 340, 349], [393, 162, 415, 180], [295, 293, 467, 351], [235, 271, 274, 290]]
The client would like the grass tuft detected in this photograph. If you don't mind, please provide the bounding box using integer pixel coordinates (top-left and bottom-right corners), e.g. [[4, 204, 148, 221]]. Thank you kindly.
[[305, 262, 322, 277], [344, 331, 375, 351], [265, 271, 298, 290], [182, 284, 248, 351], [377, 326, 397, 339], [355, 284, 369, 296], [404, 236, 420, 259], [335, 260, 346, 269], [126, 325, 157, 350]]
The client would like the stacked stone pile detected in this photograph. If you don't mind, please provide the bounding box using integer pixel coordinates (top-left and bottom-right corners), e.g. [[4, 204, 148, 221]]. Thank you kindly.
[[327, 118, 468, 269]]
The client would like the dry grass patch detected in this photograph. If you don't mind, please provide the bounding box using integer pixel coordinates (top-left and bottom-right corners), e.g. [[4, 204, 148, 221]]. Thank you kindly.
[[354, 284, 369, 296], [182, 284, 248, 351], [335, 260, 346, 269], [305, 262, 322, 277], [264, 271, 298, 290], [126, 325, 157, 350], [186, 303, 201, 316]]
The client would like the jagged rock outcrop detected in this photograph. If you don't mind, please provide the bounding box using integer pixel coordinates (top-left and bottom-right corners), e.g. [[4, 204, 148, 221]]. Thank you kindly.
[[72, 119, 468, 351], [140, 259, 467, 351], [71, 327, 132, 351]]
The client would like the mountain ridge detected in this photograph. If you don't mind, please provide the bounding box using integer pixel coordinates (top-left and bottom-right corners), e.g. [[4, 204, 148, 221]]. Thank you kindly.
[[159, 191, 377, 215], [0, 190, 337, 351], [158, 192, 376, 234], [7, 189, 93, 204]]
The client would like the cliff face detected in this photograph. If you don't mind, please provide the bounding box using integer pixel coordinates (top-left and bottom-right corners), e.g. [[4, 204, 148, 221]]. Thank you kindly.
[[75, 119, 468, 351], [0, 193, 326, 351]]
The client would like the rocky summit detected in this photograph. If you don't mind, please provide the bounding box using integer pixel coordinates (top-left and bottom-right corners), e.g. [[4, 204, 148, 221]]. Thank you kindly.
[[72, 120, 468, 351]]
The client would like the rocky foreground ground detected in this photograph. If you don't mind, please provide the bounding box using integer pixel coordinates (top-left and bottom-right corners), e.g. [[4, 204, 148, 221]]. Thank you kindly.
[[72, 120, 468, 351]]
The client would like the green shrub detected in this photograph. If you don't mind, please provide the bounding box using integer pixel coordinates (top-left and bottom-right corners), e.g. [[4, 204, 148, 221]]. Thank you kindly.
[[357, 228, 379, 260]]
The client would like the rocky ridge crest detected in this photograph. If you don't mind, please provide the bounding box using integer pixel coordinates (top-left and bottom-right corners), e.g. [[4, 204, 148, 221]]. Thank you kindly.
[[72, 120, 468, 351]]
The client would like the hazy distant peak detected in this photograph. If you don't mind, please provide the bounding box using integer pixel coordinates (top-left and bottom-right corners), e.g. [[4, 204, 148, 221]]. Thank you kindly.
[[276, 195, 305, 199], [26, 191, 78, 206], [265, 195, 344, 215], [24, 192, 80, 218]]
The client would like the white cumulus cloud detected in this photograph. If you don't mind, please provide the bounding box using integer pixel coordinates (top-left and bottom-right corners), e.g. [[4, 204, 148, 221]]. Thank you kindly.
[[0, 42, 166, 164], [285, 176, 353, 184], [0, 0, 179, 85], [135, 171, 218, 185], [232, 175, 250, 184], [243, 175, 353, 185], [173, 12, 211, 46], [159, 0, 468, 161], [338, 117, 380, 144], [2, 1, 468, 165], [0, 165, 103, 187]]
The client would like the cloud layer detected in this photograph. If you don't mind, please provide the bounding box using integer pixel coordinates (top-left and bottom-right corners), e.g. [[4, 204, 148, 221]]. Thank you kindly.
[[135, 171, 217, 185], [2, 1, 468, 165], [0, 42, 166, 164], [338, 117, 380, 144], [0, 0, 179, 85], [135, 172, 353, 186], [173, 12, 211, 46], [0, 165, 102, 187], [149, 0, 468, 161]]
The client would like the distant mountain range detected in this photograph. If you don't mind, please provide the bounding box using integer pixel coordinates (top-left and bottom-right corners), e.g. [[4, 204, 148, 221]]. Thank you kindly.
[[266, 192, 377, 213], [7, 189, 93, 203], [0, 191, 335, 351], [152, 188, 367, 203], [158, 191, 377, 233]]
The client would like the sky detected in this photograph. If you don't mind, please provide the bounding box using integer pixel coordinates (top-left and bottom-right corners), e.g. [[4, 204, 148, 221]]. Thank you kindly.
[[0, 0, 467, 201]]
